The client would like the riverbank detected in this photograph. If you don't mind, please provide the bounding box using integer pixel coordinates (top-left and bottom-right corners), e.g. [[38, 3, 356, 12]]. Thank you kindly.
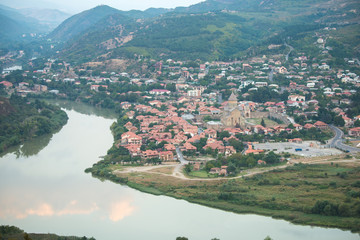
[[0, 96, 68, 154], [86, 154, 360, 233]]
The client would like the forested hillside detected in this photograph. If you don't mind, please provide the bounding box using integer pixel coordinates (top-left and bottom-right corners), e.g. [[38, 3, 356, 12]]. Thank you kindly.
[[51, 0, 359, 63], [48, 5, 122, 42]]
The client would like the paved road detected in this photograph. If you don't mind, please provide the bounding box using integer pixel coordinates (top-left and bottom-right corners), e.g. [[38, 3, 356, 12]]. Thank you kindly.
[[176, 147, 189, 164], [268, 68, 274, 82], [287, 115, 295, 124], [284, 42, 294, 62], [329, 125, 360, 153], [172, 147, 189, 178], [218, 92, 223, 104]]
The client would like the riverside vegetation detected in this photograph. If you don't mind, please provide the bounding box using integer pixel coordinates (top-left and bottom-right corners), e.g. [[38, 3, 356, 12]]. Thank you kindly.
[[0, 95, 68, 153], [0, 225, 95, 240], [86, 155, 360, 233]]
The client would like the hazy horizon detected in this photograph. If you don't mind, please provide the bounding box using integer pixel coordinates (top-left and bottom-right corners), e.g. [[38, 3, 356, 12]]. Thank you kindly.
[[0, 0, 205, 14]]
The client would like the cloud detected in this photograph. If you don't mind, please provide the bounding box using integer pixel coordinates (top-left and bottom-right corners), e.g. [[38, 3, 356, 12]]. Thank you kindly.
[[0, 201, 99, 219], [109, 201, 135, 222], [57, 200, 99, 216], [26, 203, 55, 217]]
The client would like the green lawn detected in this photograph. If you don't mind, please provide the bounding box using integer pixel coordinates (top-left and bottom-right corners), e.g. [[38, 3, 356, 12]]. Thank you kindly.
[[188, 170, 215, 178]]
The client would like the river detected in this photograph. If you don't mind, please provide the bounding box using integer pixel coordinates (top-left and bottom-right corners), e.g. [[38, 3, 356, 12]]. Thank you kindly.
[[0, 103, 358, 240]]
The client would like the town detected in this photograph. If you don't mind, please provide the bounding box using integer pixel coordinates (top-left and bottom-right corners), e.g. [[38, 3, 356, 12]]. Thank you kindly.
[[1, 28, 360, 177], [1, 0, 360, 238]]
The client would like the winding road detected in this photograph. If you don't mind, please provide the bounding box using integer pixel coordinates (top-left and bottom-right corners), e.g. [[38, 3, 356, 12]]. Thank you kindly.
[[113, 129, 360, 181], [328, 125, 360, 153], [284, 42, 294, 63]]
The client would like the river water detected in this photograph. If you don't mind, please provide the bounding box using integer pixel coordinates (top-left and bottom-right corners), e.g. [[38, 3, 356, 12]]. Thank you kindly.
[[0, 103, 358, 240]]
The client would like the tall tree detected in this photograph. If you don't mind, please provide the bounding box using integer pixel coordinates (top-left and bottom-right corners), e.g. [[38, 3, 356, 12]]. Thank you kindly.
[[261, 118, 266, 127]]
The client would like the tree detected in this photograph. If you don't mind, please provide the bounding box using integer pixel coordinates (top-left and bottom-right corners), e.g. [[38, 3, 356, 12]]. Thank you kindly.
[[176, 237, 188, 240], [166, 83, 176, 92], [246, 156, 256, 167], [227, 163, 236, 174], [317, 107, 334, 124], [228, 139, 244, 152], [334, 115, 345, 127], [24, 233, 32, 240], [264, 151, 279, 164], [157, 140, 167, 149], [205, 161, 215, 171], [261, 118, 266, 127], [218, 131, 230, 140], [184, 164, 192, 173], [355, 119, 360, 127]]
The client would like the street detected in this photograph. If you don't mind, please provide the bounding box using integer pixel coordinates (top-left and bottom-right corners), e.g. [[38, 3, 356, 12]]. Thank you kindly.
[[329, 125, 360, 153]]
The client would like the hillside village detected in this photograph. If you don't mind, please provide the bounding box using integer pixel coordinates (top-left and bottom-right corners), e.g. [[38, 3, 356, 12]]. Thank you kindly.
[[1, 27, 360, 176]]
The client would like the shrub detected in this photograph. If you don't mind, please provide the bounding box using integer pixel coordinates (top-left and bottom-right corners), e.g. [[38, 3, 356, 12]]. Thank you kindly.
[[351, 181, 360, 188], [311, 200, 339, 216]]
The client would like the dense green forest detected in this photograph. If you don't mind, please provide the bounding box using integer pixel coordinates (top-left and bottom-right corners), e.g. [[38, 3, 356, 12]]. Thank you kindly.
[[0, 95, 68, 153]]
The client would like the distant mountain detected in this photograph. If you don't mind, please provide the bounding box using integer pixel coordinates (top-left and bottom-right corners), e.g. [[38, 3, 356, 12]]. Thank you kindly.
[[48, 5, 122, 42], [0, 4, 50, 43], [48, 5, 173, 43], [174, 0, 262, 13], [0, 0, 64, 12], [0, 13, 28, 42], [172, 0, 333, 14], [118, 8, 172, 19], [61, 13, 136, 63], [18, 8, 71, 29], [0, 4, 43, 31], [50, 0, 360, 63]]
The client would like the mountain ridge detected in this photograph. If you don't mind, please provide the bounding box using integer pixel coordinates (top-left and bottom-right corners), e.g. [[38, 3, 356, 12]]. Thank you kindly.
[[48, 5, 123, 42]]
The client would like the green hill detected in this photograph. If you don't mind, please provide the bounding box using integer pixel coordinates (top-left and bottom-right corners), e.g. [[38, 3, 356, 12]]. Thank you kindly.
[[48, 5, 122, 42], [53, 0, 360, 63]]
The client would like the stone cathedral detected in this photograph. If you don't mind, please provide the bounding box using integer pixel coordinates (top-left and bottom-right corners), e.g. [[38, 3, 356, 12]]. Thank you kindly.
[[221, 92, 250, 129]]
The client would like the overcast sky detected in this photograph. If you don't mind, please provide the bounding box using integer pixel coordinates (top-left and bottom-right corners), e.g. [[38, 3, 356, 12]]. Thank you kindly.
[[1, 0, 205, 13]]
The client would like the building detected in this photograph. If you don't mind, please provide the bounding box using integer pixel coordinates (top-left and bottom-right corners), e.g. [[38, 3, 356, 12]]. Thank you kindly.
[[159, 151, 174, 161], [349, 127, 360, 137], [91, 85, 108, 91], [2, 65, 22, 74], [314, 121, 328, 130], [149, 89, 171, 95], [289, 138, 303, 144], [244, 143, 264, 155], [0, 81, 13, 88], [142, 150, 159, 159], [121, 132, 143, 145], [221, 92, 249, 128], [288, 95, 305, 102]]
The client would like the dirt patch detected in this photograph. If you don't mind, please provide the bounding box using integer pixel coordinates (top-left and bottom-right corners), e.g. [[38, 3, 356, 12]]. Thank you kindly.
[[83, 62, 103, 67], [105, 59, 129, 71], [148, 166, 175, 175]]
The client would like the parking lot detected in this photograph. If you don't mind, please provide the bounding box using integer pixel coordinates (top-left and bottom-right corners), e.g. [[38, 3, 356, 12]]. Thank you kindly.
[[254, 141, 343, 157]]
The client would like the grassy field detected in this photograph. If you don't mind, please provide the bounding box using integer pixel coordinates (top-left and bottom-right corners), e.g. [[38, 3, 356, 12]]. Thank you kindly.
[[109, 161, 360, 232], [188, 170, 217, 178], [247, 118, 281, 127]]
